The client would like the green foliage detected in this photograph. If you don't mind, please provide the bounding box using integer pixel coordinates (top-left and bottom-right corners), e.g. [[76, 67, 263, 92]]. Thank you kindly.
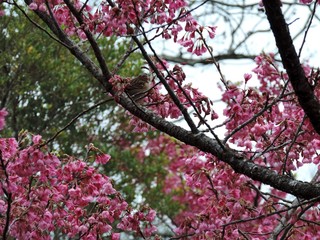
[[0, 9, 142, 154], [105, 140, 183, 217]]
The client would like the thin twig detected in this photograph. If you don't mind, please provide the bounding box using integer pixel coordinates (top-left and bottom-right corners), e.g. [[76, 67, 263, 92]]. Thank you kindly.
[[270, 169, 320, 239], [282, 115, 306, 174], [223, 196, 320, 228], [223, 80, 291, 144], [298, 0, 317, 58], [79, 0, 90, 14], [40, 98, 112, 147]]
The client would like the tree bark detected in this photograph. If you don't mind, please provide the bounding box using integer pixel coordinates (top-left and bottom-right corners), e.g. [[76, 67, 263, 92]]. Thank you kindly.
[[263, 0, 320, 135]]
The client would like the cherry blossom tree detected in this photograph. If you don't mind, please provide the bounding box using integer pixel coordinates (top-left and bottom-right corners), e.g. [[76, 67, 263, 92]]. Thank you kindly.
[[1, 0, 320, 239]]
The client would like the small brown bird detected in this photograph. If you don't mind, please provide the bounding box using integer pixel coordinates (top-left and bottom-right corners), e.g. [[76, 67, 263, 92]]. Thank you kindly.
[[125, 73, 151, 100]]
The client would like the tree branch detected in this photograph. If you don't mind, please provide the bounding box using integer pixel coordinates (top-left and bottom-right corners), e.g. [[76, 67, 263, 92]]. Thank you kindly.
[[41, 98, 113, 148], [160, 53, 256, 66], [118, 96, 320, 200], [63, 0, 111, 82], [262, 0, 320, 135], [270, 169, 320, 239]]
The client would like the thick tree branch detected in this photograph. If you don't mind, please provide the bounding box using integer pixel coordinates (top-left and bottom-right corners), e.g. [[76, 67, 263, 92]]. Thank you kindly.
[[161, 53, 256, 66], [63, 0, 111, 81], [118, 96, 320, 200], [262, 0, 320, 135]]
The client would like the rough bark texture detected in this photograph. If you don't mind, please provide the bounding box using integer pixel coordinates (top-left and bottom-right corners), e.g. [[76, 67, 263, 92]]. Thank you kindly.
[[263, 0, 320, 135]]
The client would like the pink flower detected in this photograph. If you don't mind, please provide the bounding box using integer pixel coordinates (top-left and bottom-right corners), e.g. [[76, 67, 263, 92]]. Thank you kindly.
[[300, 0, 313, 4], [95, 154, 111, 164], [32, 135, 42, 144], [185, 19, 198, 32], [111, 233, 120, 240], [28, 2, 38, 10], [68, 187, 82, 198], [39, 3, 46, 12], [101, 210, 114, 223], [244, 73, 252, 82], [193, 41, 207, 56], [144, 225, 157, 237], [207, 26, 217, 38], [145, 209, 156, 222]]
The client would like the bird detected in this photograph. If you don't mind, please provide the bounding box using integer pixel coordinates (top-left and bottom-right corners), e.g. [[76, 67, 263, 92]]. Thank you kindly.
[[124, 73, 152, 101]]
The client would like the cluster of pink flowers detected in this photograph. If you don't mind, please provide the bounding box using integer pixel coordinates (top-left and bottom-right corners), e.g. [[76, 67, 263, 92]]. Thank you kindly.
[[220, 53, 320, 172], [23, 0, 216, 55], [139, 130, 320, 238], [0, 114, 156, 239], [135, 135, 273, 238]]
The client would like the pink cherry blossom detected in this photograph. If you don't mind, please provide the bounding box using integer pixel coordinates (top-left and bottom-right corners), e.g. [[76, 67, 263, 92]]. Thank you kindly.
[[300, 0, 313, 4], [28, 2, 38, 10], [95, 154, 111, 164], [0, 128, 157, 238], [244, 73, 252, 82]]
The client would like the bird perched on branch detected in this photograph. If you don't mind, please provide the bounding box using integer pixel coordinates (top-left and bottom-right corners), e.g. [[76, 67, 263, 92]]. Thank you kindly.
[[124, 73, 152, 101]]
